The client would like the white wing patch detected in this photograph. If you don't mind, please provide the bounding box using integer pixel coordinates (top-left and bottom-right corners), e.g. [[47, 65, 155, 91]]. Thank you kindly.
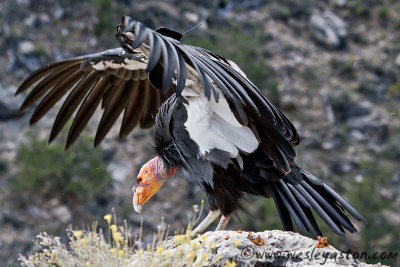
[[183, 87, 259, 159]]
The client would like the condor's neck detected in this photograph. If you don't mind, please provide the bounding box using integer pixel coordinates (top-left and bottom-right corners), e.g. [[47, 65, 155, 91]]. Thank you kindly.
[[148, 156, 178, 183]]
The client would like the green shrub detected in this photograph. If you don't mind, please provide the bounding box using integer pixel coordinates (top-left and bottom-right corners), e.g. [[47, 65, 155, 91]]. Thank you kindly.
[[13, 131, 112, 203], [91, 0, 124, 36], [330, 59, 356, 80], [347, 0, 371, 17], [270, 3, 291, 21], [378, 6, 391, 20], [380, 130, 400, 160], [388, 82, 400, 96]]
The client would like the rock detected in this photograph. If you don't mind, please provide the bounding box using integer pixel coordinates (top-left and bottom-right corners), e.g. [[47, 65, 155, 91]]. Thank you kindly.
[[358, 75, 386, 101], [0, 87, 24, 121], [383, 210, 400, 225], [395, 54, 400, 67], [129, 230, 388, 266], [330, 90, 373, 122], [183, 11, 200, 23], [18, 41, 35, 54], [16, 0, 30, 5], [234, 0, 268, 9], [346, 113, 389, 142], [23, 14, 36, 27], [107, 161, 132, 182], [330, 160, 355, 174], [53, 6, 65, 20], [330, 0, 346, 7], [50, 205, 72, 224], [346, 100, 372, 118], [309, 10, 348, 48], [27, 206, 51, 220]]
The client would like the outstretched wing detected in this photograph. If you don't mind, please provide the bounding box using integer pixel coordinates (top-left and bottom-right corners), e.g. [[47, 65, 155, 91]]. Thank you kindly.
[[117, 16, 299, 173], [16, 48, 173, 149], [18, 16, 299, 173]]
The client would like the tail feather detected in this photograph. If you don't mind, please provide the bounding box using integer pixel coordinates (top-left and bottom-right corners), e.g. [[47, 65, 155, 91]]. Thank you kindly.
[[302, 206, 323, 237], [270, 167, 366, 237], [322, 183, 367, 223], [270, 185, 293, 231], [301, 169, 366, 223], [292, 183, 346, 236], [278, 180, 322, 237], [287, 183, 312, 208], [299, 180, 357, 232], [273, 183, 308, 233]]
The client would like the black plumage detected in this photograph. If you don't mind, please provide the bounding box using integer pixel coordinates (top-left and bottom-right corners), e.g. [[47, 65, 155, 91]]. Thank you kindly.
[[16, 16, 366, 237], [152, 95, 366, 237]]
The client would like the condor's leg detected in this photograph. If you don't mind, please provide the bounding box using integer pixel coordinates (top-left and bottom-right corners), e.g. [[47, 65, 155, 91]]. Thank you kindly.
[[215, 214, 231, 231], [192, 209, 221, 235]]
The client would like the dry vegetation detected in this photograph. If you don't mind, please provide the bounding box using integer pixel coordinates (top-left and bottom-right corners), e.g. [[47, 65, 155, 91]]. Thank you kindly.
[[19, 208, 237, 267]]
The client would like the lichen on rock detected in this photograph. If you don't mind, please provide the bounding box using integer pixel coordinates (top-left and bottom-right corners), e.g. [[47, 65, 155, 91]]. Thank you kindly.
[[130, 230, 388, 267]]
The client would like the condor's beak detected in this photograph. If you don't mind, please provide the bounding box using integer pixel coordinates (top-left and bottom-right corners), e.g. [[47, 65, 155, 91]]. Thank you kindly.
[[132, 162, 163, 213], [133, 202, 142, 213]]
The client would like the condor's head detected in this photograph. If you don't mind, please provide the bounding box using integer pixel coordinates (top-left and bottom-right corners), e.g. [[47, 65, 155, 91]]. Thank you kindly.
[[132, 156, 178, 213]]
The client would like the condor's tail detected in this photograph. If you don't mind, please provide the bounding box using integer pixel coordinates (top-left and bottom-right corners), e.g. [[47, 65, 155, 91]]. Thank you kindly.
[[270, 167, 367, 237]]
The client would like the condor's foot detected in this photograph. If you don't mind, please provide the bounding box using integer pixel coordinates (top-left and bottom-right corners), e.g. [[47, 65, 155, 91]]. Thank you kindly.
[[192, 210, 221, 236]]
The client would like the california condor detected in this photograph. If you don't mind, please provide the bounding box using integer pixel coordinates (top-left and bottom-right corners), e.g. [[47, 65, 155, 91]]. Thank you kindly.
[[16, 16, 366, 237]]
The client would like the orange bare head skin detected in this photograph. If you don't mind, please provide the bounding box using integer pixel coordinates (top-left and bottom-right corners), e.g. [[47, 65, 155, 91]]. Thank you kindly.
[[132, 157, 177, 213]]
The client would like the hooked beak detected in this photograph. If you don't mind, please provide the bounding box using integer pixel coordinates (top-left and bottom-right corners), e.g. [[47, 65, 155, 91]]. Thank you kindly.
[[132, 162, 163, 213], [133, 202, 142, 213]]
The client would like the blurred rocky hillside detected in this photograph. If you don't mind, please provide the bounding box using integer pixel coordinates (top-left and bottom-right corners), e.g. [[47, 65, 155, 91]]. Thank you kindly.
[[0, 0, 399, 265]]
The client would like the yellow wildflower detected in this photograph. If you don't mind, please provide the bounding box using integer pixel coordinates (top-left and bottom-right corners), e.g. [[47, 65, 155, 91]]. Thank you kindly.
[[113, 232, 123, 246], [185, 251, 195, 261], [233, 239, 241, 248], [202, 235, 207, 240], [185, 229, 192, 236], [81, 237, 87, 245], [110, 224, 118, 232], [191, 241, 197, 249], [50, 251, 57, 262], [73, 230, 83, 240], [225, 260, 237, 267], [156, 247, 164, 254], [173, 235, 185, 245], [118, 249, 124, 258], [110, 248, 117, 255], [104, 214, 112, 225], [85, 261, 90, 266]]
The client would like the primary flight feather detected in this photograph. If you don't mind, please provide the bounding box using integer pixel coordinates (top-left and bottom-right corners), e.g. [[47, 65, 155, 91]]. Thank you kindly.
[[16, 16, 366, 237]]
